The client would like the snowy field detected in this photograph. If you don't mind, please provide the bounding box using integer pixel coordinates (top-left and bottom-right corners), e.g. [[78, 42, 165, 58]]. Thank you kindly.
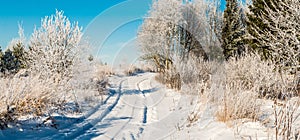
[[0, 72, 298, 140]]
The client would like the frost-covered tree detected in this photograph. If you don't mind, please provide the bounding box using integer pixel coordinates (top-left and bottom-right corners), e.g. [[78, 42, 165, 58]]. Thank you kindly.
[[138, 0, 220, 71], [28, 10, 82, 82], [178, 1, 208, 60], [205, 0, 223, 60], [138, 0, 182, 72], [221, 0, 246, 60], [246, 0, 299, 71]]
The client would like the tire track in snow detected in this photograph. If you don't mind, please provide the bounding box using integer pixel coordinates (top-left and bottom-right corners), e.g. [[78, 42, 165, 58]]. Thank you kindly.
[[47, 84, 118, 133], [137, 76, 159, 124], [135, 78, 153, 138], [81, 86, 116, 122], [107, 78, 150, 140], [50, 80, 125, 140], [136, 78, 148, 124], [103, 77, 152, 140], [76, 74, 156, 140], [110, 98, 137, 140]]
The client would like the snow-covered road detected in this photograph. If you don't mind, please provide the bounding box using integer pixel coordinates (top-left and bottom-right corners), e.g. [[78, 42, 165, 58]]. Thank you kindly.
[[0, 72, 196, 140], [78, 72, 191, 140]]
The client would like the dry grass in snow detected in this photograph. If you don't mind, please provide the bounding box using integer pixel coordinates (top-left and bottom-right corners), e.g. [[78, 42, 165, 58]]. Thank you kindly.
[[158, 52, 299, 131]]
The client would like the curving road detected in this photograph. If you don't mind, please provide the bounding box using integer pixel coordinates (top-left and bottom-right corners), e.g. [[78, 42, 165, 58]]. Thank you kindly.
[[44, 72, 193, 140]]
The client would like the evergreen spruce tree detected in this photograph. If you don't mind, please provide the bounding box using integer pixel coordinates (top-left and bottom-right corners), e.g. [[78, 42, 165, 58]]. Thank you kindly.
[[221, 0, 245, 60], [246, 0, 299, 68], [246, 0, 278, 59], [0, 47, 3, 58], [0, 47, 3, 72], [1, 49, 20, 74], [12, 42, 28, 69]]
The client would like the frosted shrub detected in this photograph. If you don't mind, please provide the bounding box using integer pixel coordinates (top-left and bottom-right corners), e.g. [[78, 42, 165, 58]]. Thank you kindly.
[[155, 67, 181, 91], [26, 10, 107, 112], [216, 53, 297, 122], [171, 54, 210, 93], [226, 54, 274, 96], [216, 86, 259, 122], [28, 10, 82, 83], [0, 74, 60, 129], [225, 53, 296, 99], [214, 54, 263, 121]]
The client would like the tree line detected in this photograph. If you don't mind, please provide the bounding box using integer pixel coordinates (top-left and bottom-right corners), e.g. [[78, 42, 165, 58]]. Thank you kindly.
[[138, 0, 299, 73]]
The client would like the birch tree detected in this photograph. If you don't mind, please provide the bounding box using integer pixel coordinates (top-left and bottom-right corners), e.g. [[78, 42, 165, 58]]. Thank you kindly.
[[204, 0, 223, 60], [138, 0, 182, 72], [138, 0, 221, 71], [179, 1, 208, 60]]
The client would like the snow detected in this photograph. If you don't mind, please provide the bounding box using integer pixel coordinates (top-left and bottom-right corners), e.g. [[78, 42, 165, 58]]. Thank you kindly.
[[0, 72, 298, 139]]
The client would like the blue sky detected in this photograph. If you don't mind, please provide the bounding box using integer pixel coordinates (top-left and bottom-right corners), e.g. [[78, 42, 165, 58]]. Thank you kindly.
[[0, 0, 128, 47], [0, 0, 226, 65]]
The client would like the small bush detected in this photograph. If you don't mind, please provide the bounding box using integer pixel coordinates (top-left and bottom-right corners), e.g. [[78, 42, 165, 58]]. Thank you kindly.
[[124, 63, 155, 76], [157, 55, 210, 92], [163, 69, 181, 90], [125, 66, 144, 76]]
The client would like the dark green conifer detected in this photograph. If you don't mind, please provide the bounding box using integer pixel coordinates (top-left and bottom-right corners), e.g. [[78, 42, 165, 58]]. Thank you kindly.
[[1, 49, 20, 74], [221, 0, 245, 60], [246, 0, 279, 59], [12, 42, 28, 69]]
